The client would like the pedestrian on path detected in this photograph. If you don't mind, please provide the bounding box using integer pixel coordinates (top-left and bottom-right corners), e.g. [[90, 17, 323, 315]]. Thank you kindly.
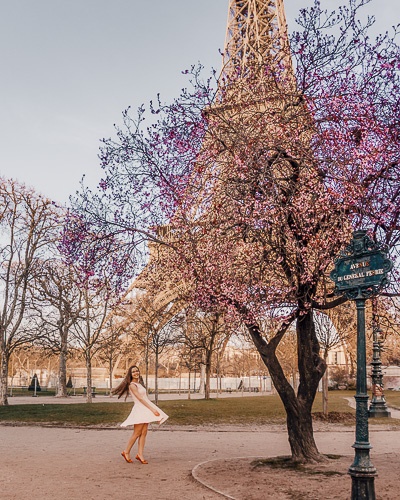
[[112, 365, 168, 464]]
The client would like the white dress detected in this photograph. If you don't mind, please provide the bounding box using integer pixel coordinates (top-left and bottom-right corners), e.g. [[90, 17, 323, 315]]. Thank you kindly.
[[120, 382, 169, 427]]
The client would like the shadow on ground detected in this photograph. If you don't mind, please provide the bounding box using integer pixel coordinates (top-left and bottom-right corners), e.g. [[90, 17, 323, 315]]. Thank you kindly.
[[192, 453, 400, 500]]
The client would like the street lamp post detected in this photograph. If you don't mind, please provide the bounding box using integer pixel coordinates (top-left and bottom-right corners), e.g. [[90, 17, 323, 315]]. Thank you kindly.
[[368, 318, 390, 418], [330, 230, 393, 500], [347, 297, 376, 498]]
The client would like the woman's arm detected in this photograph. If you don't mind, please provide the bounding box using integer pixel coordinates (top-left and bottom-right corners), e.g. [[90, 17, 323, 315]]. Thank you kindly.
[[130, 383, 160, 416]]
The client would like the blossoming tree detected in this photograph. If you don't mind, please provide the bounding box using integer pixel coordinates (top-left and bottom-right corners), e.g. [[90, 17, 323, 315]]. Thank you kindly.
[[67, 0, 400, 461]]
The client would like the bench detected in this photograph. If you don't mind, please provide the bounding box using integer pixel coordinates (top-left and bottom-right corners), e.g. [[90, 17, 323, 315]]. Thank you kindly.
[[83, 386, 96, 397]]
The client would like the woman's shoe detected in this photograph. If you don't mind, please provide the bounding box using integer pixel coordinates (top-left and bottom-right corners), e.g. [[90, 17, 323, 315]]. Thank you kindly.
[[121, 451, 133, 463], [135, 454, 148, 464]]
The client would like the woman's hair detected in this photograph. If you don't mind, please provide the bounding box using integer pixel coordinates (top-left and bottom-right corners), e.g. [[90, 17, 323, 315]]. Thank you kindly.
[[111, 365, 144, 399]]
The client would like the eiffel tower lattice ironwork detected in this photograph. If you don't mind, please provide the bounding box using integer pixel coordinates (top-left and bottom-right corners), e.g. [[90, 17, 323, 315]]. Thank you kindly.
[[120, 0, 296, 335], [221, 0, 293, 82]]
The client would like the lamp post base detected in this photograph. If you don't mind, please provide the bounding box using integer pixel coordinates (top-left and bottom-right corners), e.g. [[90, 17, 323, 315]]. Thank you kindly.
[[368, 408, 391, 418], [368, 396, 391, 418], [349, 438, 377, 500], [350, 473, 377, 500]]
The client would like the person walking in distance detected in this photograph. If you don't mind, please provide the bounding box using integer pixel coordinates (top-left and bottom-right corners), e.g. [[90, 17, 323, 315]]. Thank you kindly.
[[112, 365, 168, 464]]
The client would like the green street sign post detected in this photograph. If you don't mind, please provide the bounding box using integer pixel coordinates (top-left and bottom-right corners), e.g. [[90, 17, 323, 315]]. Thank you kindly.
[[330, 230, 393, 500]]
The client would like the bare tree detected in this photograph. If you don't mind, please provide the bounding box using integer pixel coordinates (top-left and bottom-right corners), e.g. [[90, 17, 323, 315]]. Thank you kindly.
[[96, 314, 126, 394], [314, 311, 346, 416], [179, 309, 232, 399], [30, 259, 84, 397], [70, 280, 114, 403], [370, 297, 400, 366], [124, 294, 181, 404], [276, 326, 298, 392], [0, 179, 57, 405], [179, 343, 202, 400], [151, 316, 180, 404]]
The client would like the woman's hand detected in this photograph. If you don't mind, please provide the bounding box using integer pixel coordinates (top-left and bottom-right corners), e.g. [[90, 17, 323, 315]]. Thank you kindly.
[[154, 410, 160, 416]]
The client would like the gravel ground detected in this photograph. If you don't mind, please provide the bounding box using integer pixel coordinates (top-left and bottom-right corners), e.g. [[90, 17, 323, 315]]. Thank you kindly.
[[0, 423, 399, 500]]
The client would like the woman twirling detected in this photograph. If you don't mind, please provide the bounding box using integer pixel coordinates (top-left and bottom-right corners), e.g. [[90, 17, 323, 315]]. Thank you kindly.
[[112, 365, 168, 464]]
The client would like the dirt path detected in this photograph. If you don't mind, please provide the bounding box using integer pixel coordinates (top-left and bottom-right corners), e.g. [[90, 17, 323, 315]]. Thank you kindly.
[[0, 424, 399, 500]]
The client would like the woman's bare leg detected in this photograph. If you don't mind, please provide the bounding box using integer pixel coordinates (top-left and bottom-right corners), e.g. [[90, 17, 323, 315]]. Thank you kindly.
[[124, 424, 144, 457], [137, 424, 148, 460]]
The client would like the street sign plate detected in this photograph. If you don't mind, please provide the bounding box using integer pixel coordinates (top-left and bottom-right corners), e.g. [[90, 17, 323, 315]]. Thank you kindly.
[[330, 230, 393, 299]]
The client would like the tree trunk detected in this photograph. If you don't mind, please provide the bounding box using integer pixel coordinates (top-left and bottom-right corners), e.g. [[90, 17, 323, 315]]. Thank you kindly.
[[154, 347, 159, 405], [86, 356, 93, 403], [246, 309, 326, 463], [109, 359, 113, 396], [205, 353, 212, 400], [286, 401, 322, 462], [199, 362, 206, 395], [145, 339, 149, 390], [56, 330, 68, 397], [205, 327, 216, 400], [322, 357, 329, 417], [349, 351, 356, 379], [187, 371, 191, 400], [0, 351, 9, 406]]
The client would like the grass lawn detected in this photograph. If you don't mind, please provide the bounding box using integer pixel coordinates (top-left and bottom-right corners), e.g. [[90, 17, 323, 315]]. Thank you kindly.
[[0, 391, 399, 427], [0, 401, 132, 426], [384, 391, 400, 409], [7, 388, 57, 397], [0, 396, 286, 427], [313, 390, 356, 413], [7, 388, 111, 397]]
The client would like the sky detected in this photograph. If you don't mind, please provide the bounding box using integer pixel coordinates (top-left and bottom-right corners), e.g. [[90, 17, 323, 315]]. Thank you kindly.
[[0, 0, 397, 204]]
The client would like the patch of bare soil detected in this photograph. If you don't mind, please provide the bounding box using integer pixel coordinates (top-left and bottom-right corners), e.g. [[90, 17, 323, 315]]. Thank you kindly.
[[193, 453, 400, 500], [312, 411, 356, 424]]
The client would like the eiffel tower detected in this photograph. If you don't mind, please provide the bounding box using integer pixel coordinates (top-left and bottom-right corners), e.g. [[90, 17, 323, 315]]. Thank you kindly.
[[221, 0, 293, 82], [120, 0, 295, 338], [211, 0, 298, 151]]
